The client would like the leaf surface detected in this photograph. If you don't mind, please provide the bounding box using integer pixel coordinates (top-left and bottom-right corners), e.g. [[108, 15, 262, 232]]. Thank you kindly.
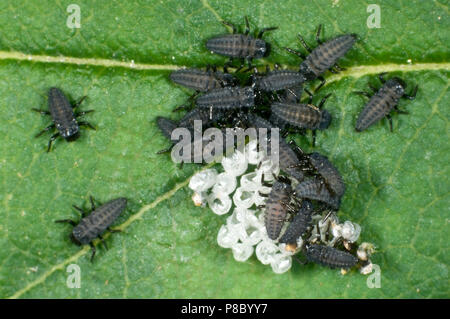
[[0, 0, 448, 298]]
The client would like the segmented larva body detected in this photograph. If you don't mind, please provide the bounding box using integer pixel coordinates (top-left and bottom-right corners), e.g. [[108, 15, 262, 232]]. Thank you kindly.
[[247, 113, 275, 131], [265, 181, 293, 240], [246, 113, 277, 146], [247, 114, 304, 181], [305, 244, 358, 269], [294, 178, 340, 210], [355, 78, 407, 132], [178, 107, 223, 131], [308, 152, 345, 198], [300, 34, 357, 81], [273, 138, 305, 182], [176, 129, 231, 164], [206, 34, 268, 59], [72, 198, 127, 245], [279, 200, 314, 244], [284, 83, 304, 103], [156, 116, 178, 139], [33, 87, 95, 152], [196, 86, 255, 110], [170, 68, 235, 92], [48, 87, 79, 139], [255, 70, 305, 92], [271, 102, 331, 130]]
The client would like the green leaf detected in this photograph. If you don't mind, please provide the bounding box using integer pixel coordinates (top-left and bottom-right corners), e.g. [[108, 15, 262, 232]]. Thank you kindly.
[[0, 0, 448, 298]]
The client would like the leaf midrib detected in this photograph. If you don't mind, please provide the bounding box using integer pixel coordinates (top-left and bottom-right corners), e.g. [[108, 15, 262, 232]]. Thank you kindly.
[[1, 49, 449, 81]]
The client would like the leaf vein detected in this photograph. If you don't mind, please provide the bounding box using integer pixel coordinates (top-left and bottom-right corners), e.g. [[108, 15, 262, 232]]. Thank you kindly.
[[8, 164, 213, 299], [1, 51, 448, 82]]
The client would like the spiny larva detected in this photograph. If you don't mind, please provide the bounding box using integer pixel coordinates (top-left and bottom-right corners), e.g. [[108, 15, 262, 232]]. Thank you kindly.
[[172, 128, 239, 165], [156, 116, 181, 154], [284, 83, 304, 103], [294, 178, 340, 210], [170, 67, 235, 92], [270, 93, 332, 146], [285, 25, 357, 90], [274, 139, 306, 182], [156, 115, 211, 160], [305, 244, 358, 269], [355, 74, 418, 132], [271, 101, 331, 130], [55, 197, 127, 262], [247, 114, 305, 181], [156, 116, 178, 139], [196, 86, 255, 110], [178, 107, 227, 131], [264, 178, 293, 240], [308, 152, 346, 198], [279, 200, 314, 245], [271, 92, 332, 130], [206, 16, 277, 68], [253, 66, 306, 92], [32, 87, 95, 152]]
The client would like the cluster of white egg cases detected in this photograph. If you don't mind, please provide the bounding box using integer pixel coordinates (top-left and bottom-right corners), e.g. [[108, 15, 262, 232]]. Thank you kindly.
[[188, 139, 375, 274]]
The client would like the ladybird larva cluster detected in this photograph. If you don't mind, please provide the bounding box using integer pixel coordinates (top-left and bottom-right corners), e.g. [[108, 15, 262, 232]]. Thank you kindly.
[[155, 17, 417, 274], [31, 16, 417, 268], [188, 140, 375, 274]]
